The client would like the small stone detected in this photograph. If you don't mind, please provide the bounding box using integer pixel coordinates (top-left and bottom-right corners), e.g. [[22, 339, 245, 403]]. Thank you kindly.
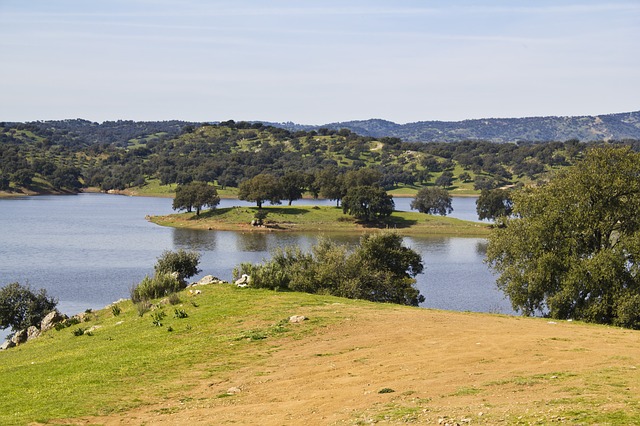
[[226, 386, 242, 394], [289, 315, 308, 323]]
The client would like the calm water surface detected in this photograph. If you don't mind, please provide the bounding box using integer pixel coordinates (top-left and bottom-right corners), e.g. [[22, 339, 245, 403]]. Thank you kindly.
[[0, 194, 512, 323]]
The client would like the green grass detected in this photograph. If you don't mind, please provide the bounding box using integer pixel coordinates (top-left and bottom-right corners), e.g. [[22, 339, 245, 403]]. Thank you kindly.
[[0, 286, 357, 424], [150, 205, 490, 236]]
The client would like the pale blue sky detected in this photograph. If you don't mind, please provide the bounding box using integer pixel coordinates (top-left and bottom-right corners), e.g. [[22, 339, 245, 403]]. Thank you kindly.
[[0, 1, 638, 124]]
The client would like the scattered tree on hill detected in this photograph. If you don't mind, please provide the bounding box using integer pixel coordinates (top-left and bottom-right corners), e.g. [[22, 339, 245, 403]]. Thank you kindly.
[[411, 187, 452, 216], [233, 232, 425, 306], [0, 283, 58, 333], [435, 171, 454, 188], [458, 172, 472, 183], [476, 188, 513, 221], [341, 185, 394, 222], [238, 173, 283, 208], [172, 181, 220, 216], [486, 147, 640, 329]]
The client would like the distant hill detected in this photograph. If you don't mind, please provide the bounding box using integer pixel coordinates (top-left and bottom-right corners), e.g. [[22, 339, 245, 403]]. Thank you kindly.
[[264, 111, 640, 143]]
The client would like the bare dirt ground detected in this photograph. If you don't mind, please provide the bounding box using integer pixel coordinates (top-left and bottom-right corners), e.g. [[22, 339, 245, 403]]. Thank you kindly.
[[52, 306, 640, 425]]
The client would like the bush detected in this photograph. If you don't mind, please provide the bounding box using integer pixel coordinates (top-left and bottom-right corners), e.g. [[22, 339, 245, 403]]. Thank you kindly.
[[54, 317, 80, 331], [233, 232, 425, 306], [0, 282, 58, 332], [154, 249, 201, 284], [131, 273, 183, 303]]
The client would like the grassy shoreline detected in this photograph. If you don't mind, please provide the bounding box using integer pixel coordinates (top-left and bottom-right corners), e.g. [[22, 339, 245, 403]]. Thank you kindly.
[[150, 205, 491, 236]]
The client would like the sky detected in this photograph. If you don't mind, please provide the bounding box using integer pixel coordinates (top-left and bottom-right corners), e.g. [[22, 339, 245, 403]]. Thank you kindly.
[[0, 0, 638, 124]]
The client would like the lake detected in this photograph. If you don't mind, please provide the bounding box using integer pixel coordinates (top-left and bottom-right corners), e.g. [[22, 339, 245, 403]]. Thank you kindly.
[[0, 193, 512, 328]]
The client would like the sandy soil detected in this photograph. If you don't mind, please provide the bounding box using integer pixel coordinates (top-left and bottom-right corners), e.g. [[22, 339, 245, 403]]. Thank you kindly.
[[50, 307, 640, 425]]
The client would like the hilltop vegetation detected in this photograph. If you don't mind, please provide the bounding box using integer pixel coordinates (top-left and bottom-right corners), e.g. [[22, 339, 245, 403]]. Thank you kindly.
[[2, 118, 640, 197], [272, 110, 640, 143]]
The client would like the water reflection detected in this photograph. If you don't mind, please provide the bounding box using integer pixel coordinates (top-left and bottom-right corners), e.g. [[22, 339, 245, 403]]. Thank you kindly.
[[173, 228, 218, 251], [236, 232, 269, 252]]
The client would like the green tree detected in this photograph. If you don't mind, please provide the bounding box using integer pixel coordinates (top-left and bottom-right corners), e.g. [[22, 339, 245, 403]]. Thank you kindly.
[[411, 187, 452, 216], [0, 283, 58, 333], [458, 171, 472, 183], [476, 188, 513, 221], [435, 171, 454, 188], [486, 147, 640, 328], [280, 171, 307, 206], [342, 185, 394, 222], [238, 173, 283, 208], [315, 167, 344, 206], [154, 249, 201, 285], [173, 182, 220, 216]]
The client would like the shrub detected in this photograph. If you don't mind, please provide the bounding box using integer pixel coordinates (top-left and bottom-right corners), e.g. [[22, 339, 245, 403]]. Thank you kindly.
[[174, 308, 188, 319], [154, 249, 201, 284], [232, 232, 425, 306], [111, 305, 121, 317], [136, 301, 152, 317], [151, 311, 166, 327], [131, 273, 183, 303], [167, 293, 181, 305], [54, 317, 80, 331]]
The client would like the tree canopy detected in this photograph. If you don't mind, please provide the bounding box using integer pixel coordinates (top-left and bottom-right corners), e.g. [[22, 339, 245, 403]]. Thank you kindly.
[[476, 188, 513, 220], [410, 187, 452, 216], [172, 181, 220, 216], [486, 146, 640, 328], [238, 173, 283, 208], [0, 283, 58, 333], [341, 185, 394, 222]]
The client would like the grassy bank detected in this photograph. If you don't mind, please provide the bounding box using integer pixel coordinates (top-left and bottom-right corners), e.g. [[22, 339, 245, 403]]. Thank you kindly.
[[1, 285, 639, 425], [150, 205, 490, 236]]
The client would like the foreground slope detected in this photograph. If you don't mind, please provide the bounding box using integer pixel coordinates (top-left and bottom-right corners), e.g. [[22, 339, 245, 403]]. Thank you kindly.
[[1, 286, 639, 425]]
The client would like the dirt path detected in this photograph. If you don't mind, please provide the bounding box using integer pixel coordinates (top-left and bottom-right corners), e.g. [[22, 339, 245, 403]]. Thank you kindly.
[[54, 307, 640, 425]]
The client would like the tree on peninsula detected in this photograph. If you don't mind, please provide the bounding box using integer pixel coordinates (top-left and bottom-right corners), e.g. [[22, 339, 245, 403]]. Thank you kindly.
[[172, 182, 220, 216], [238, 173, 283, 208], [280, 171, 307, 206], [486, 147, 640, 328], [341, 185, 394, 222]]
